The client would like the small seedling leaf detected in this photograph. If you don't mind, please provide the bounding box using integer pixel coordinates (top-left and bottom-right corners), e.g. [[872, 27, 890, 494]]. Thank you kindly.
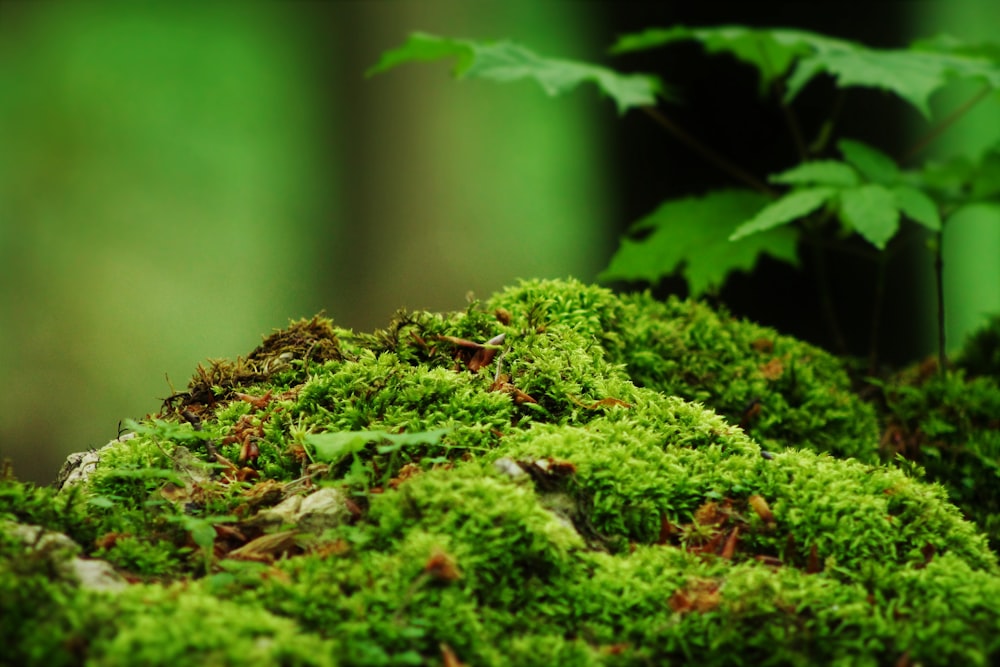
[[306, 428, 452, 463], [838, 139, 900, 185], [305, 431, 378, 463], [730, 187, 835, 241], [769, 160, 859, 187], [369, 32, 663, 114], [375, 428, 452, 454], [611, 25, 812, 94], [838, 184, 900, 249], [892, 185, 941, 231], [600, 189, 798, 296], [612, 26, 1000, 116]]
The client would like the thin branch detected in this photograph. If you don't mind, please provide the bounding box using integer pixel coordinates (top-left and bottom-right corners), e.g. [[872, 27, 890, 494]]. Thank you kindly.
[[807, 90, 847, 155], [806, 228, 849, 355], [756, 43, 808, 161], [779, 96, 808, 162], [868, 255, 888, 374], [902, 85, 992, 163], [640, 105, 777, 196], [933, 232, 946, 375]]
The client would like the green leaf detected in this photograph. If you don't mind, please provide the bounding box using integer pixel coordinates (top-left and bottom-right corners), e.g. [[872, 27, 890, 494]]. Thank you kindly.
[[305, 428, 451, 464], [911, 34, 1000, 63], [787, 46, 998, 118], [911, 145, 1000, 204], [611, 25, 812, 94], [914, 156, 977, 197], [972, 148, 1000, 199], [730, 187, 835, 241], [769, 160, 859, 187], [305, 431, 380, 463], [838, 184, 900, 249], [368, 32, 663, 114], [124, 418, 213, 445], [189, 521, 218, 551], [838, 139, 900, 184], [613, 26, 1000, 118], [891, 185, 941, 231], [599, 189, 799, 296], [375, 428, 453, 454]]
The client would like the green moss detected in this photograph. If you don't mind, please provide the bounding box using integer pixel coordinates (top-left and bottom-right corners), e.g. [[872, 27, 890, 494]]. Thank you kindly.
[[5, 278, 1000, 665], [84, 583, 338, 667], [875, 367, 1000, 549], [958, 313, 1000, 379], [489, 278, 880, 460]]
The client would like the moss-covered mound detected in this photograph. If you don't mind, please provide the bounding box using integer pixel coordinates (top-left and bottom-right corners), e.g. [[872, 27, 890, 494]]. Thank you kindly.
[[488, 279, 880, 460], [875, 364, 1000, 550], [3, 278, 1000, 666]]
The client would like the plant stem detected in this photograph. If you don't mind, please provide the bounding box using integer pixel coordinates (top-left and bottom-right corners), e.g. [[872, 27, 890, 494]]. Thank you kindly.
[[640, 106, 777, 196], [868, 254, 888, 374], [902, 85, 992, 163], [808, 229, 849, 355], [780, 99, 808, 162], [808, 90, 847, 155], [756, 42, 808, 161], [934, 231, 946, 375]]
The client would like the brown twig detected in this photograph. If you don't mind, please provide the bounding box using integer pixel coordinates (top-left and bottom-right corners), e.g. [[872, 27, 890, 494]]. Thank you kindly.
[[640, 105, 777, 196], [901, 85, 992, 163]]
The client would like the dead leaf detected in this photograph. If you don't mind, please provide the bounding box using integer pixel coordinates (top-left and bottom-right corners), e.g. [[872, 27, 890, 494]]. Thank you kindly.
[[235, 390, 273, 410], [668, 579, 721, 613], [571, 396, 633, 410], [754, 555, 783, 567], [228, 530, 300, 563], [425, 548, 461, 583], [806, 544, 822, 573], [760, 357, 784, 380], [389, 463, 422, 489], [467, 346, 498, 372], [489, 374, 538, 404], [657, 516, 676, 545], [915, 543, 936, 570], [694, 501, 722, 526], [721, 526, 740, 560], [441, 643, 467, 667], [748, 494, 774, 525]]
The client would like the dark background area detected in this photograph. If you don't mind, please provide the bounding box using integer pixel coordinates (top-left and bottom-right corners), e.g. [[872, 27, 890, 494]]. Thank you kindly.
[[598, 3, 931, 363]]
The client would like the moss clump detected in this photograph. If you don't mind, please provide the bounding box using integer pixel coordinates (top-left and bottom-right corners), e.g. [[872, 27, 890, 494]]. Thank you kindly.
[[958, 312, 1000, 379], [875, 366, 1000, 549], [4, 278, 1000, 665], [488, 279, 881, 461]]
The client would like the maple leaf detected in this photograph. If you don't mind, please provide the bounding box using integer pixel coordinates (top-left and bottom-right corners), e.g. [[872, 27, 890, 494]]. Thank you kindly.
[[600, 189, 799, 296], [612, 25, 1000, 118], [733, 140, 941, 250], [368, 32, 665, 115]]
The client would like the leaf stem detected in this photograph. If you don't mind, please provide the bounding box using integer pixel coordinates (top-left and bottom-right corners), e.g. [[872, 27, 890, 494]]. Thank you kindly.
[[808, 90, 847, 155], [756, 42, 807, 161], [640, 106, 776, 196], [868, 254, 888, 374], [901, 85, 992, 163], [806, 227, 849, 355], [934, 231, 946, 375]]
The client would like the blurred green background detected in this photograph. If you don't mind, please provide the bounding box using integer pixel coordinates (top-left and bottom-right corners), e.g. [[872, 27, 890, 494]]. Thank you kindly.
[[1, 2, 997, 483], [0, 2, 613, 482]]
